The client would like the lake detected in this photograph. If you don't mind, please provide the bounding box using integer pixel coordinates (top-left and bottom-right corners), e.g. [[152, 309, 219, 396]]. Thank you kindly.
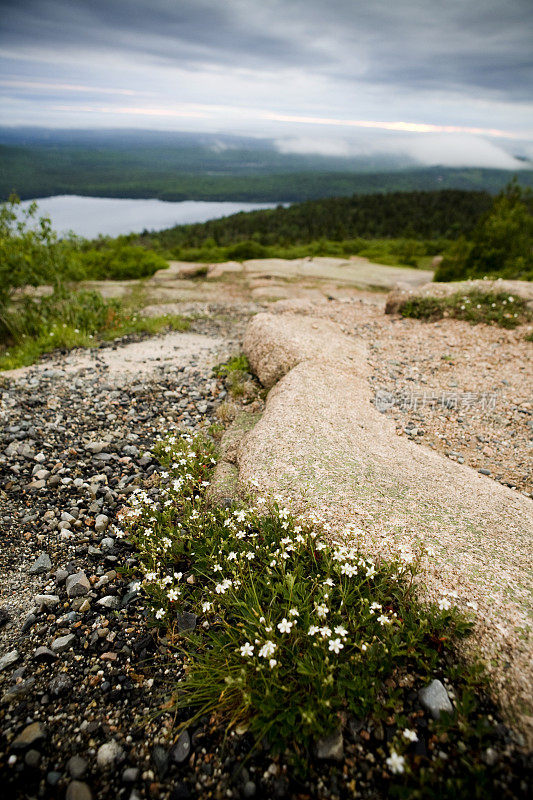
[[17, 195, 277, 239]]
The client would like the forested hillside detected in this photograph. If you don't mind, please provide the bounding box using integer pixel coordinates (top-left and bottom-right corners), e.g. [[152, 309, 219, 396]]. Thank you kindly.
[[137, 190, 493, 250]]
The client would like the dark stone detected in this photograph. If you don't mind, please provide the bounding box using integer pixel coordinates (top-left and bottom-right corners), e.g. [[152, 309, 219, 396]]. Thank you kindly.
[[21, 613, 37, 633], [170, 729, 191, 764], [169, 783, 191, 800], [33, 646, 58, 663], [176, 612, 197, 632], [24, 749, 41, 768], [49, 673, 74, 697], [151, 744, 169, 778], [0, 608, 11, 627]]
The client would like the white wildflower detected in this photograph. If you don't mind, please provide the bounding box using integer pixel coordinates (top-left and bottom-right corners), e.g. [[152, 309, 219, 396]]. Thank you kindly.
[[402, 728, 418, 742], [328, 638, 344, 654], [258, 641, 277, 658], [386, 750, 405, 775], [240, 642, 254, 657], [277, 618, 293, 634]]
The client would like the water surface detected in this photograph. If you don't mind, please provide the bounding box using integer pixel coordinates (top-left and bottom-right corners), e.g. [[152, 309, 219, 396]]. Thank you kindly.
[[18, 195, 277, 239]]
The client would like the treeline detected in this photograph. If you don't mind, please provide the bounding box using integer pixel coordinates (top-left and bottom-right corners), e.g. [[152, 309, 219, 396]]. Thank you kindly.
[[136, 190, 493, 253]]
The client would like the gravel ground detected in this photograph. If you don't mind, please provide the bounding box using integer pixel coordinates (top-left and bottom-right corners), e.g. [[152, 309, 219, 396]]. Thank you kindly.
[[0, 307, 531, 799], [299, 294, 532, 497]]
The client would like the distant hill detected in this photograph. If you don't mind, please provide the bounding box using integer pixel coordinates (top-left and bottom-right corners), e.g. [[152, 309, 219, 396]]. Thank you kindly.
[[1, 127, 532, 203]]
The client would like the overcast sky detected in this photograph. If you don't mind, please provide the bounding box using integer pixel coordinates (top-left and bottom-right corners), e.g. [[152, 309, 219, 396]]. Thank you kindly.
[[1, 0, 532, 167]]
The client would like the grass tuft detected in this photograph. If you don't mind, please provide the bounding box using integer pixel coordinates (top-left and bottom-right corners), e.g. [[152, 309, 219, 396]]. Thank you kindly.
[[399, 290, 532, 329]]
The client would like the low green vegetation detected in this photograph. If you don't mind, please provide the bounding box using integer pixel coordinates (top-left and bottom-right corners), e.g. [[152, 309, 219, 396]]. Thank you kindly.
[[119, 431, 519, 797], [0, 291, 190, 370], [157, 235, 446, 269], [0, 196, 181, 370], [399, 290, 531, 329]]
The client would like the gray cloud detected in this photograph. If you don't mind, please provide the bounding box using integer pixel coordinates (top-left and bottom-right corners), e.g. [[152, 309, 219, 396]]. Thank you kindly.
[[0, 0, 532, 164], [1, 0, 532, 98]]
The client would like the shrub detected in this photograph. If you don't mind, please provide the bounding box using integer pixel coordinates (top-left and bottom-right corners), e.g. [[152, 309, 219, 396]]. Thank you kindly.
[[78, 242, 168, 280], [435, 182, 533, 282]]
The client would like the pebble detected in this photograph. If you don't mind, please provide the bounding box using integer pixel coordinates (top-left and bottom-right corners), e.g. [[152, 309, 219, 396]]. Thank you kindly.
[[11, 721, 45, 750], [66, 780, 93, 800], [97, 740, 124, 768], [170, 729, 191, 764], [95, 513, 109, 532], [0, 649, 19, 672], [24, 748, 41, 768], [48, 673, 73, 696], [34, 594, 60, 608], [152, 744, 169, 778], [51, 633, 76, 653], [67, 754, 89, 779], [315, 728, 344, 761], [29, 552, 52, 574], [419, 679, 454, 719], [66, 571, 91, 598], [122, 767, 140, 783], [97, 595, 120, 609]]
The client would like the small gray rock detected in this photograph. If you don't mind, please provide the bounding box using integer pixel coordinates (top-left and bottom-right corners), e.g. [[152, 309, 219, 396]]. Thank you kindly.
[[419, 679, 453, 719], [95, 514, 109, 533], [2, 677, 35, 703], [66, 572, 90, 598], [97, 595, 119, 609], [96, 740, 124, 768], [34, 594, 60, 608], [55, 568, 69, 584], [176, 612, 197, 632], [67, 755, 88, 779], [100, 537, 115, 551], [33, 646, 58, 662], [66, 781, 93, 800], [170, 729, 191, 764], [122, 767, 139, 783], [49, 673, 73, 696], [51, 634, 76, 653], [243, 781, 257, 798], [21, 613, 37, 633], [0, 649, 19, 672], [316, 728, 344, 761], [151, 744, 169, 778], [29, 553, 52, 575]]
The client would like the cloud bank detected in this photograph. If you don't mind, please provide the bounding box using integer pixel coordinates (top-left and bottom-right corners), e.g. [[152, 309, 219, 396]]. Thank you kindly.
[[1, 1, 532, 167]]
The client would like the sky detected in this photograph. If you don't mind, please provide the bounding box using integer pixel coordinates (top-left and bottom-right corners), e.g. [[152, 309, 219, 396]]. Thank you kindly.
[[1, 0, 533, 168]]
